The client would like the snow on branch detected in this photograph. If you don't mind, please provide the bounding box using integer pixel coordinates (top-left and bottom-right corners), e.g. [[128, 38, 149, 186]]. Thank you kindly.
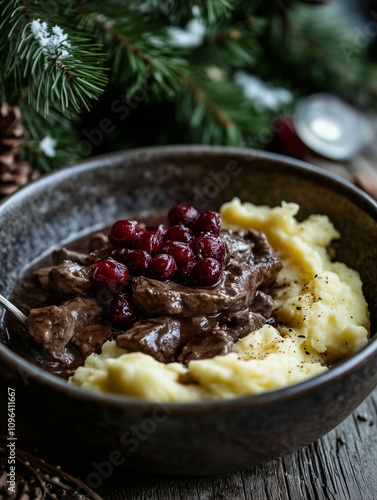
[[30, 19, 71, 60]]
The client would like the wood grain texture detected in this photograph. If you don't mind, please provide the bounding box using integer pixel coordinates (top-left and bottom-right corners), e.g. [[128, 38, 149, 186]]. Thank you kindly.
[[98, 388, 377, 500]]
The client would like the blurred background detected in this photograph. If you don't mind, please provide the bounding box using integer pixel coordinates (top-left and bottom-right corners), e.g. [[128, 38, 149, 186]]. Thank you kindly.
[[2, 0, 377, 196]]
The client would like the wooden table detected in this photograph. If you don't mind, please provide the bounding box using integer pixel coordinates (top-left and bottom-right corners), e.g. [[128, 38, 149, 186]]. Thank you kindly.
[[96, 390, 377, 500]]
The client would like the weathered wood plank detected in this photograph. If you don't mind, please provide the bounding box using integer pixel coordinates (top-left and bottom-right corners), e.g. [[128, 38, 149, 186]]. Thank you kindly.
[[99, 387, 377, 500]]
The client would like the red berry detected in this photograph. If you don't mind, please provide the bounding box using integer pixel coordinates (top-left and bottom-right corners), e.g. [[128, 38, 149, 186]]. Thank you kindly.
[[165, 224, 194, 243], [92, 258, 129, 293], [105, 294, 139, 330], [168, 204, 198, 227], [110, 247, 130, 265], [192, 211, 221, 235], [149, 254, 176, 281], [133, 227, 147, 243], [192, 258, 222, 287], [192, 234, 226, 262], [162, 241, 196, 283], [134, 231, 163, 255], [123, 249, 151, 276], [108, 220, 138, 248], [146, 224, 167, 237]]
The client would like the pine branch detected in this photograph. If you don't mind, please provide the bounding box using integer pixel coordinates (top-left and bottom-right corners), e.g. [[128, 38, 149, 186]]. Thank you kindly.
[[20, 101, 83, 171], [2, 0, 376, 171], [0, 0, 108, 114], [78, 4, 187, 100], [176, 69, 276, 147], [191, 18, 266, 69], [180, 72, 236, 131]]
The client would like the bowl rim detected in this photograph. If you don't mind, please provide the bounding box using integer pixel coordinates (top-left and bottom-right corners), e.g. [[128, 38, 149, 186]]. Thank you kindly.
[[1, 144, 376, 414]]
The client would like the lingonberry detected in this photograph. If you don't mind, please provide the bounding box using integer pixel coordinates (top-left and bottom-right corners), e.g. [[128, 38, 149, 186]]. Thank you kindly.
[[168, 204, 198, 227], [192, 258, 222, 287], [105, 294, 139, 330], [149, 254, 176, 281], [162, 241, 196, 283], [110, 247, 130, 265], [146, 224, 167, 237], [165, 224, 194, 244], [133, 227, 147, 241], [192, 234, 226, 262], [108, 220, 138, 248], [123, 249, 151, 276], [134, 231, 163, 255], [192, 211, 221, 235], [92, 258, 129, 293]]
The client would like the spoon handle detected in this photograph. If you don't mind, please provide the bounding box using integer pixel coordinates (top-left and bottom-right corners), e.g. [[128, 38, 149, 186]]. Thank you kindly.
[[0, 293, 27, 328]]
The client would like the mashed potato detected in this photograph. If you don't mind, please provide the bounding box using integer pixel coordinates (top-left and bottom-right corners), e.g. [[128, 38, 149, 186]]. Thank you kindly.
[[71, 199, 370, 401]]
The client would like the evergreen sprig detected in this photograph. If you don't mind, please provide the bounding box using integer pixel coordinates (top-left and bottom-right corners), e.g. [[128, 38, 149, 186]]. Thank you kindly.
[[0, 0, 108, 114], [191, 18, 266, 70], [79, 4, 187, 100], [176, 69, 283, 147], [21, 102, 82, 171], [1, 0, 377, 173]]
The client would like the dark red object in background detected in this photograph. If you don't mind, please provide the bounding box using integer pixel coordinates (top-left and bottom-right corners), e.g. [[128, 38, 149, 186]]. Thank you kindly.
[[271, 116, 312, 161]]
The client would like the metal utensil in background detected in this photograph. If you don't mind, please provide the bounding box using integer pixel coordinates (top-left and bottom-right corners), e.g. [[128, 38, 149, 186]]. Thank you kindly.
[[0, 293, 27, 328], [294, 93, 377, 199]]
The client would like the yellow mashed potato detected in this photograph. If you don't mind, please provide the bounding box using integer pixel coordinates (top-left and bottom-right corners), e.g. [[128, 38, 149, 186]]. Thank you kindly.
[[70, 199, 370, 401]]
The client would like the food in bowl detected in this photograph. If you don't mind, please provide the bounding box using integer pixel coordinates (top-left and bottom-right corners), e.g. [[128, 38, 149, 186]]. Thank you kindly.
[[4, 198, 370, 402]]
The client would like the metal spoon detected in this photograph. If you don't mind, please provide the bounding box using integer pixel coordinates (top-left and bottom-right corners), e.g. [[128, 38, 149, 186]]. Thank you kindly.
[[0, 293, 27, 328], [294, 93, 377, 198]]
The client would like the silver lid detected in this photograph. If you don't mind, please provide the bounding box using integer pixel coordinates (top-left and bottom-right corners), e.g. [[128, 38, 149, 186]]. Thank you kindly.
[[294, 93, 373, 160]]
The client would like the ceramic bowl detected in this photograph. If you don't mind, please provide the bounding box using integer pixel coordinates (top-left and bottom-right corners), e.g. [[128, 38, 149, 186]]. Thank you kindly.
[[1, 146, 377, 475]]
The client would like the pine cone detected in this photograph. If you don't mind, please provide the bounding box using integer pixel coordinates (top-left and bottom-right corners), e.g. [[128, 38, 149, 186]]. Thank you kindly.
[[0, 102, 39, 197], [0, 469, 44, 500]]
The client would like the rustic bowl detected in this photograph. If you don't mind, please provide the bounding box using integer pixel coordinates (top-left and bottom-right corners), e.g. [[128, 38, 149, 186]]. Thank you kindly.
[[0, 146, 377, 476]]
